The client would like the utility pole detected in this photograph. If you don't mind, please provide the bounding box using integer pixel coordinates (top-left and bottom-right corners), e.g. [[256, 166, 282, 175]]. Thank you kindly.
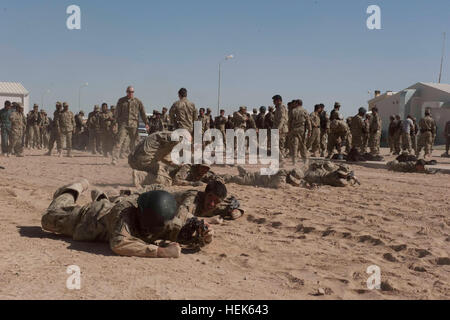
[[439, 32, 446, 83]]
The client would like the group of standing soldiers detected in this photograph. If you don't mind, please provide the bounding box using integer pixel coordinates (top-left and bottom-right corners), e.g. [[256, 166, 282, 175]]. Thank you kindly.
[[1, 85, 443, 162], [387, 110, 439, 159]]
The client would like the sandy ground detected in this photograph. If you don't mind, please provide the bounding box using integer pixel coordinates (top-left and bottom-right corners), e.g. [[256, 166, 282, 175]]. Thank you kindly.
[[0, 148, 449, 300]]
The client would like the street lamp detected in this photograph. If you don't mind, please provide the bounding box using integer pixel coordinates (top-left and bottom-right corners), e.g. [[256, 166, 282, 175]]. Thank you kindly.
[[217, 54, 234, 115], [78, 82, 89, 112]]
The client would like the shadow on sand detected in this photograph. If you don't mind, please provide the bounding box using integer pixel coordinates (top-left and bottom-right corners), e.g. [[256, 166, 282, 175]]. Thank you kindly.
[[17, 226, 114, 257]]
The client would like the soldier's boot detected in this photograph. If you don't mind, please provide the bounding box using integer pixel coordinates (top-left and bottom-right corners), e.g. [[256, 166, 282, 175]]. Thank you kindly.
[[67, 150, 73, 158], [52, 179, 90, 202], [91, 189, 108, 202], [58, 151, 63, 158]]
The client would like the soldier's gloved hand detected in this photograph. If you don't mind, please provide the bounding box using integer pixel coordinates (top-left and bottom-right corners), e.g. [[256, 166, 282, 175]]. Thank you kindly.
[[157, 242, 181, 258]]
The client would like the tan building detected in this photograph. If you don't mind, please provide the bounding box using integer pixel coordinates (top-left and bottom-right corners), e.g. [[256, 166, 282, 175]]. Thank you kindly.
[[368, 82, 450, 144]]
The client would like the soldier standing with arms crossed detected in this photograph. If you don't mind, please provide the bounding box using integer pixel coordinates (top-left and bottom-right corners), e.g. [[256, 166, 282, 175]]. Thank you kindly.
[[112, 86, 149, 165]]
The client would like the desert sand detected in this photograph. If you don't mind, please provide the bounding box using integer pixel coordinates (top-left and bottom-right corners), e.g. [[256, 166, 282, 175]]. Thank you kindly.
[[0, 149, 449, 300]]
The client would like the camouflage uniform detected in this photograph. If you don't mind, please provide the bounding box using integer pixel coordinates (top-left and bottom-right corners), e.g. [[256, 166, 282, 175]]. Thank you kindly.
[[0, 106, 13, 154], [161, 111, 171, 131], [307, 111, 321, 156], [99, 108, 115, 157], [59, 104, 75, 157], [444, 120, 450, 155], [39, 111, 50, 149], [393, 118, 402, 155], [198, 113, 210, 134], [303, 161, 355, 187], [387, 160, 435, 174], [41, 181, 217, 257], [416, 114, 436, 158], [288, 105, 311, 163], [369, 113, 382, 155], [28, 107, 41, 148], [350, 115, 365, 153], [221, 166, 304, 189], [361, 116, 370, 154], [232, 110, 247, 130], [169, 97, 197, 134], [8, 106, 26, 156], [274, 104, 289, 157], [113, 97, 148, 162], [88, 107, 102, 154], [319, 111, 329, 157], [47, 104, 63, 155], [327, 119, 351, 158]]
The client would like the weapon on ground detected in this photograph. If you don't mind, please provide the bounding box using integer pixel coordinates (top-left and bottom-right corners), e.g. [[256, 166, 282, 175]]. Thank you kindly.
[[178, 217, 209, 246]]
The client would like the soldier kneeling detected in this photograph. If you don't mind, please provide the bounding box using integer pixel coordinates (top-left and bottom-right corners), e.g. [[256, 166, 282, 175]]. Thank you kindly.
[[41, 179, 237, 258]]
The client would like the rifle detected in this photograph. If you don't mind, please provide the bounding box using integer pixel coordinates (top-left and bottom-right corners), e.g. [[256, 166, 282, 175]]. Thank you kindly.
[[178, 217, 209, 247]]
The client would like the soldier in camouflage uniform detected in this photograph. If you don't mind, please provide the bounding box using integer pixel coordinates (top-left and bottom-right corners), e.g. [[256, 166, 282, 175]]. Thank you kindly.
[[350, 108, 367, 153], [221, 166, 304, 189], [88, 105, 102, 154], [307, 104, 322, 157], [46, 102, 63, 156], [129, 131, 218, 188], [206, 108, 214, 129], [28, 104, 41, 149], [214, 109, 227, 143], [288, 99, 311, 164], [416, 109, 436, 159], [362, 113, 371, 154], [99, 103, 114, 157], [393, 115, 402, 155], [74, 111, 87, 150], [198, 108, 210, 134], [41, 179, 240, 258], [0, 101, 13, 155], [319, 104, 329, 157], [39, 110, 50, 149], [255, 107, 266, 130], [169, 88, 197, 136], [326, 113, 351, 159], [161, 107, 171, 131], [368, 107, 382, 155], [303, 161, 359, 187], [233, 106, 248, 130], [112, 86, 149, 165], [273, 95, 289, 158], [387, 159, 436, 174], [8, 103, 26, 157], [58, 102, 76, 157]]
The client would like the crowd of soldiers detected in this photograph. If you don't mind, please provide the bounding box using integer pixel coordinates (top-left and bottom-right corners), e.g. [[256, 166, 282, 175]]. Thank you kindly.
[[0, 87, 446, 163], [0, 85, 445, 259]]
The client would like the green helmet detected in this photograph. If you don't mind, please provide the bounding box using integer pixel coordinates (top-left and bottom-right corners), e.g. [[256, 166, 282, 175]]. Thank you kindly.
[[137, 191, 178, 230]]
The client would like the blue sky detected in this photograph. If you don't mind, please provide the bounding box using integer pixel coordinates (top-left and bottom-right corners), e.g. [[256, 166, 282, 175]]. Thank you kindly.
[[1, 0, 449, 116]]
